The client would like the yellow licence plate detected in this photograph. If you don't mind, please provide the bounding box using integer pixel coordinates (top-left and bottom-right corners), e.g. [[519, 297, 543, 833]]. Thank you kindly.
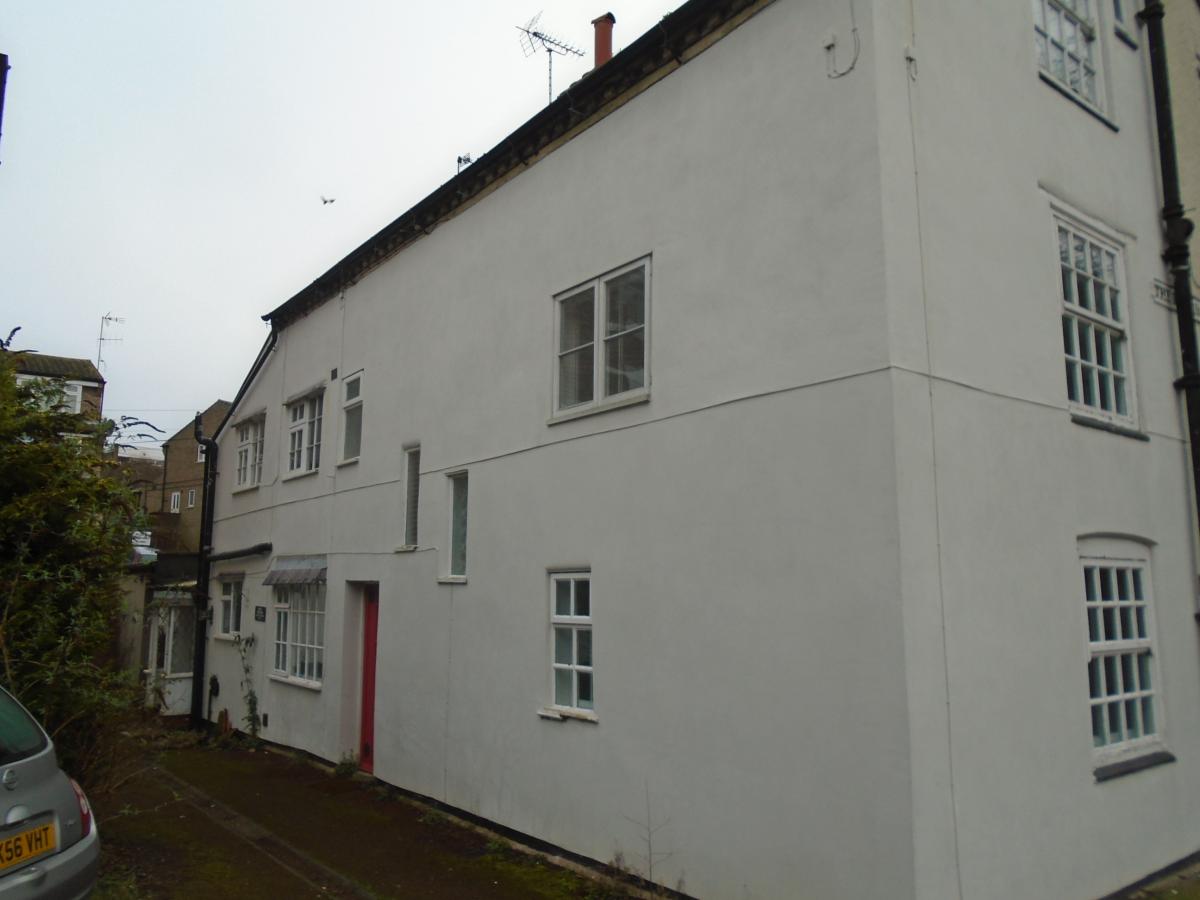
[[0, 823, 55, 870]]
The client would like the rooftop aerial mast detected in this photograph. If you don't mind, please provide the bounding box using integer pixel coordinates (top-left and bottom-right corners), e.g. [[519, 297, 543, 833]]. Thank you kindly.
[[517, 13, 584, 105]]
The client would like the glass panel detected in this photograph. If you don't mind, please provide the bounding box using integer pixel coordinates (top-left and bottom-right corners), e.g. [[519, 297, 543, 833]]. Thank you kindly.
[[1110, 338, 1124, 374], [170, 608, 196, 675], [554, 628, 573, 665], [1141, 697, 1155, 734], [604, 329, 645, 397], [558, 347, 595, 408], [576, 672, 594, 710], [1099, 567, 1114, 602], [1088, 658, 1101, 698], [1132, 569, 1143, 600], [1102, 607, 1116, 641], [451, 475, 468, 576], [555, 580, 571, 616], [1119, 606, 1133, 640], [343, 404, 362, 459], [345, 377, 360, 402], [1125, 699, 1140, 738], [1115, 569, 1129, 601], [1062, 316, 1076, 354], [1066, 361, 1079, 402], [605, 268, 645, 336], [1121, 653, 1135, 692], [1091, 705, 1106, 747], [1087, 608, 1099, 642], [1111, 289, 1121, 322], [1078, 322, 1093, 360], [559, 289, 595, 352], [1107, 702, 1123, 742], [1076, 273, 1091, 310], [1137, 652, 1152, 690], [555, 669, 573, 706], [577, 629, 592, 667], [1103, 655, 1119, 695], [1084, 567, 1097, 602], [0, 691, 47, 762], [574, 579, 590, 617], [222, 600, 232, 633], [1135, 606, 1146, 639]]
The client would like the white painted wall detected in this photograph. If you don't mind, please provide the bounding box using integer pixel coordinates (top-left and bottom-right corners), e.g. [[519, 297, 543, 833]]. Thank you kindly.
[[206, 0, 1200, 897]]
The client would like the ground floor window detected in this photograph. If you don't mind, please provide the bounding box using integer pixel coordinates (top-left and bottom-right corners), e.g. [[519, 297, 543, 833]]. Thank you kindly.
[[551, 573, 593, 711], [219, 579, 243, 636], [273, 583, 326, 683], [1080, 539, 1160, 756]]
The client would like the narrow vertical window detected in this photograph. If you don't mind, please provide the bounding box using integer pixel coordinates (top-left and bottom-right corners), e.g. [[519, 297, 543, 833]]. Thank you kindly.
[[186, 488, 196, 509], [235, 417, 264, 488], [1033, 0, 1102, 108], [448, 472, 468, 577], [341, 373, 363, 462], [550, 573, 593, 712], [169, 491, 181, 513], [219, 579, 243, 636], [405, 446, 421, 546]]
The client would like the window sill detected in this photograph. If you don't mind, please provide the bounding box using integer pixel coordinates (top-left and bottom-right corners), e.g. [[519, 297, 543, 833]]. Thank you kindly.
[[268, 673, 322, 692], [395, 545, 419, 554], [1070, 413, 1149, 442], [437, 576, 467, 585], [212, 634, 242, 643], [1094, 749, 1175, 782], [548, 390, 649, 426], [281, 469, 319, 483], [336, 457, 359, 468], [231, 484, 260, 495], [1038, 72, 1119, 132], [537, 706, 598, 723]]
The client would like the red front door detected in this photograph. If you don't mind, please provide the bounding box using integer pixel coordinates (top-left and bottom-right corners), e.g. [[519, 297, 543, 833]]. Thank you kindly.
[[360, 584, 379, 773]]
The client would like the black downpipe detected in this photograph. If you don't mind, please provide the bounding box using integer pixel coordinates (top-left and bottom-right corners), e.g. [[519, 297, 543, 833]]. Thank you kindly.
[[190, 417, 218, 728], [1140, 3, 1200, 604], [188, 328, 278, 728]]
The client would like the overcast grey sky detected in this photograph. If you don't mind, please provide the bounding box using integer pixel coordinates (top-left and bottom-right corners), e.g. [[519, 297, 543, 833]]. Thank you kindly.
[[0, 1, 679, 447]]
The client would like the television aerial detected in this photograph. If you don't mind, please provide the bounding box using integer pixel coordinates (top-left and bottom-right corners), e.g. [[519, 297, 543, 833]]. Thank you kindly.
[[517, 12, 584, 105]]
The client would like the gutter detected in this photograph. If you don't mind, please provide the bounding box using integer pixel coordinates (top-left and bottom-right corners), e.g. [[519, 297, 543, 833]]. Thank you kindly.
[[1139, 2, 1200, 610], [189, 327, 278, 727]]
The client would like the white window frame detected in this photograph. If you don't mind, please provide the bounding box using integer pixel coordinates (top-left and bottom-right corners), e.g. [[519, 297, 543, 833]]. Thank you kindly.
[[1078, 537, 1165, 767], [197, 444, 206, 464], [285, 393, 323, 475], [186, 488, 196, 509], [1053, 207, 1136, 426], [340, 371, 364, 463], [218, 578, 243, 637], [235, 416, 265, 488], [552, 256, 651, 419], [446, 471, 468, 579], [550, 573, 594, 713], [14, 376, 86, 414], [1033, 0, 1105, 111], [272, 583, 325, 685], [169, 491, 181, 514]]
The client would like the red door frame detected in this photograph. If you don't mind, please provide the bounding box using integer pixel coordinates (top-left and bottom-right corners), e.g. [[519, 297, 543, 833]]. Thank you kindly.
[[359, 584, 379, 773]]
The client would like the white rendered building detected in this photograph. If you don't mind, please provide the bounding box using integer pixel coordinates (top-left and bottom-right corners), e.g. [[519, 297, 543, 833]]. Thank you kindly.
[[204, 1, 1200, 897]]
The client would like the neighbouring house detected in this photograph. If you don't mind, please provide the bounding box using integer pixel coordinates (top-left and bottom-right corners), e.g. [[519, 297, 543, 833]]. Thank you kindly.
[[135, 400, 230, 714], [201, 1, 1200, 897], [12, 352, 104, 421]]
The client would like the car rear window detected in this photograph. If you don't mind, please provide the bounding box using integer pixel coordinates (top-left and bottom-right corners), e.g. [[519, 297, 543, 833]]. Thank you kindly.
[[0, 691, 47, 764]]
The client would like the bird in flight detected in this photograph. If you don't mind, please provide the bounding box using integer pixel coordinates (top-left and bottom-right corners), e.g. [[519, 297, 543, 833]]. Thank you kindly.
[[321, 196, 336, 205]]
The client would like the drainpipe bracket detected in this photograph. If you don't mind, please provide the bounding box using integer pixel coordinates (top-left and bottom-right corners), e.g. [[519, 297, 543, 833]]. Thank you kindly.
[[1173, 374, 1200, 391]]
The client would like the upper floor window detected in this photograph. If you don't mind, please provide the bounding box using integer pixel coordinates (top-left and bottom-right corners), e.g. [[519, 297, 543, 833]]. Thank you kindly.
[[186, 488, 196, 509], [286, 394, 323, 474], [169, 491, 181, 514], [1112, 0, 1141, 44], [235, 417, 265, 488], [341, 372, 363, 462], [15, 376, 84, 414], [1079, 538, 1163, 763], [1034, 0, 1101, 107], [1056, 215, 1133, 423], [554, 257, 650, 417], [197, 444, 206, 464]]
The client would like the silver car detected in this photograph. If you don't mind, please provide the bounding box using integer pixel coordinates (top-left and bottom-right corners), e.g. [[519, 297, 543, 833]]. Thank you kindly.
[[0, 687, 98, 898]]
